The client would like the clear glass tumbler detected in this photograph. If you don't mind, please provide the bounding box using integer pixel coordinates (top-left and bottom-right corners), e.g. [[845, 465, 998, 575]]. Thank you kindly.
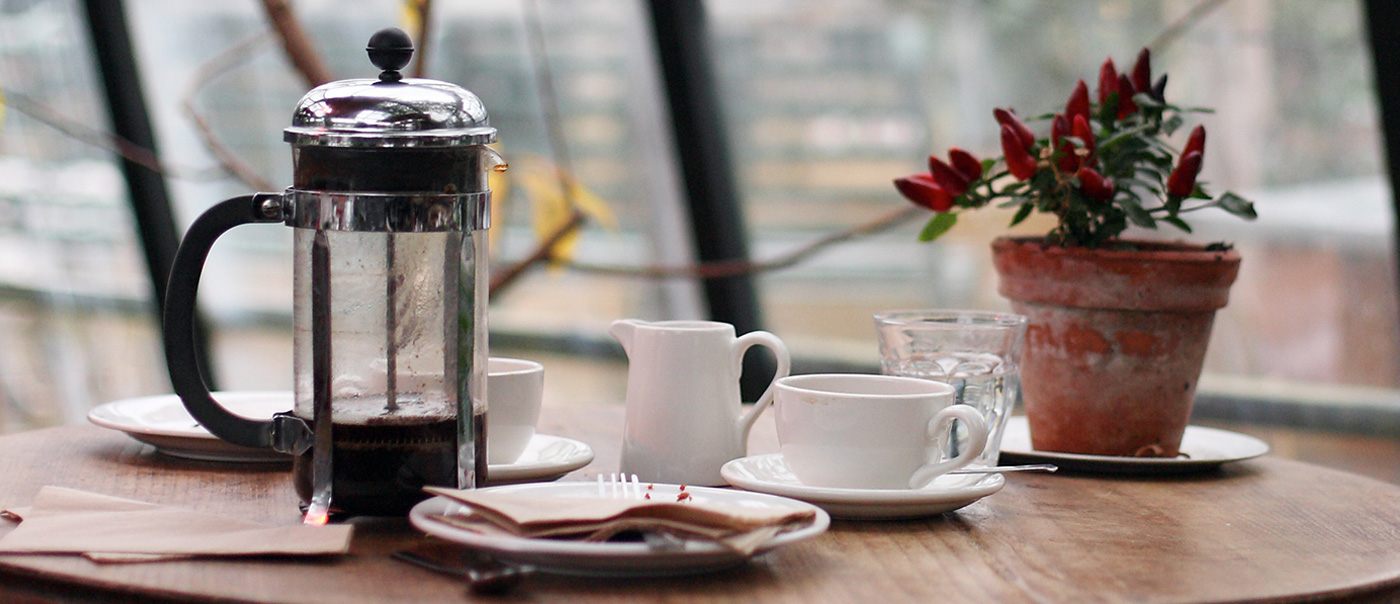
[[873, 310, 1028, 467]]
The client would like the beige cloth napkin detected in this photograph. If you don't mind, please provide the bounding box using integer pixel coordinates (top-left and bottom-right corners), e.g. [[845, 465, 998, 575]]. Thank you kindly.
[[0, 486, 352, 562], [422, 486, 814, 555]]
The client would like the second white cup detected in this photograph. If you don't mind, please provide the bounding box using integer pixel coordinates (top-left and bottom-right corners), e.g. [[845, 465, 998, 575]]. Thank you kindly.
[[487, 357, 545, 465], [774, 374, 987, 489]]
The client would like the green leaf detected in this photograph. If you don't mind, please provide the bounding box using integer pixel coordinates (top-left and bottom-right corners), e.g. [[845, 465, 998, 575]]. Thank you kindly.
[[1118, 196, 1156, 228], [1009, 202, 1034, 227], [1097, 123, 1154, 151], [1163, 215, 1193, 233], [918, 212, 959, 242], [1217, 191, 1259, 219], [1098, 93, 1120, 124], [1162, 114, 1183, 136]]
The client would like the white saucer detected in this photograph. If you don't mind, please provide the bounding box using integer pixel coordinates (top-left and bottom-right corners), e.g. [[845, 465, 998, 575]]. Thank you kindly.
[[87, 392, 292, 463], [409, 482, 829, 576], [720, 453, 1005, 520], [487, 434, 594, 485], [998, 416, 1270, 475], [89, 393, 595, 477]]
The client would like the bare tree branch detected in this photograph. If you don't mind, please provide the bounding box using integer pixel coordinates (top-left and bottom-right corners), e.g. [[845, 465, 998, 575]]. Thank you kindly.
[[490, 209, 587, 294], [259, 0, 333, 87], [1149, 0, 1232, 51], [0, 89, 226, 181], [558, 206, 922, 281], [181, 31, 276, 191]]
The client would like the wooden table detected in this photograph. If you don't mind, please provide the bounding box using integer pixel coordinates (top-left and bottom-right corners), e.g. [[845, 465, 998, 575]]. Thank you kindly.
[[2, 404, 1400, 603]]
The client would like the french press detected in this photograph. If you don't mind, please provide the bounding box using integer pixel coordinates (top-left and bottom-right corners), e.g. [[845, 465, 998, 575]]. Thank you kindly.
[[162, 28, 503, 519]]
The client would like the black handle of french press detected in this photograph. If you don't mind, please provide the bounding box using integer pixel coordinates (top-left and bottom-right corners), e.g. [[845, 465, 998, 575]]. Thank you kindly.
[[163, 193, 285, 450]]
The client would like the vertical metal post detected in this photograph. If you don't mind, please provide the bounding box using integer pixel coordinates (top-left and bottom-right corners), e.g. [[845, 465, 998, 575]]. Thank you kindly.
[[646, 0, 776, 400], [1364, 0, 1400, 369], [82, 0, 217, 387], [1365, 0, 1400, 385]]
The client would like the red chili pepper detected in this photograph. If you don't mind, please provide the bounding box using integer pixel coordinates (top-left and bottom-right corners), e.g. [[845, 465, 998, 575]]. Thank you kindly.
[[994, 108, 1036, 150], [1050, 114, 1071, 149], [1152, 74, 1168, 102], [1183, 125, 1206, 160], [1097, 57, 1119, 105], [928, 155, 969, 196], [1166, 150, 1202, 198], [1056, 142, 1080, 174], [1077, 167, 1114, 201], [1065, 79, 1091, 125], [1115, 74, 1139, 118], [1050, 115, 1075, 172], [894, 174, 955, 212], [948, 147, 982, 181], [1072, 114, 1095, 157], [1000, 125, 1038, 181], [1130, 47, 1152, 94]]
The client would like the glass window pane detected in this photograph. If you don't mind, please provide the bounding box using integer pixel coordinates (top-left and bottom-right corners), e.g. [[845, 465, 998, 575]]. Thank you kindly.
[[0, 0, 167, 429], [705, 0, 1392, 389]]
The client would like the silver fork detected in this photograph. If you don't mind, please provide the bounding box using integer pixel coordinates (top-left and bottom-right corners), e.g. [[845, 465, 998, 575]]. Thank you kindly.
[[597, 472, 648, 498], [597, 473, 686, 551]]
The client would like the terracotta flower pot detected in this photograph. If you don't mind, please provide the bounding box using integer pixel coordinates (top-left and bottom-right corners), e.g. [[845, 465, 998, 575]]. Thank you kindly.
[[990, 236, 1241, 457]]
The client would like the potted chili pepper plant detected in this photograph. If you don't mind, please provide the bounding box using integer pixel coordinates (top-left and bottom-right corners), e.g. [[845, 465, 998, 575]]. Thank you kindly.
[[893, 48, 1257, 457]]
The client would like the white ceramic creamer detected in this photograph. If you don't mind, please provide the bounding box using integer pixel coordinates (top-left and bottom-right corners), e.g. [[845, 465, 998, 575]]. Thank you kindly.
[[610, 319, 790, 486]]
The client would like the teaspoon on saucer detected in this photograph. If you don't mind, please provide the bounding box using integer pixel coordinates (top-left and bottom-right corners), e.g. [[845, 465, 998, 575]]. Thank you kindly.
[[949, 463, 1058, 475]]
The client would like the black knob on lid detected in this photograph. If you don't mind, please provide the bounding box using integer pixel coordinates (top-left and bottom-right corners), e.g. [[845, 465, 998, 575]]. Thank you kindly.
[[367, 28, 414, 82]]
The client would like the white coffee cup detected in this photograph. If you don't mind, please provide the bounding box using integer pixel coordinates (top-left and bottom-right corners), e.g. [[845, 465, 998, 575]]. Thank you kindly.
[[774, 373, 988, 489], [487, 357, 545, 465]]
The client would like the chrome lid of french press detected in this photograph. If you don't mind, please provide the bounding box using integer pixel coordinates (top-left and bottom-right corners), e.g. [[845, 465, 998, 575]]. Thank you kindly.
[[279, 28, 504, 233], [283, 28, 497, 149]]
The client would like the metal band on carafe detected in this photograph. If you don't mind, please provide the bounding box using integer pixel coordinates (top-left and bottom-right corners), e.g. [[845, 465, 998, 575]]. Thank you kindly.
[[285, 189, 491, 233]]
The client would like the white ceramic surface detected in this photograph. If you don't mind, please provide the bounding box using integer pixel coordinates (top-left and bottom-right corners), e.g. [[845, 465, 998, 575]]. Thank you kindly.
[[89, 391, 590, 477], [87, 392, 292, 463], [486, 434, 594, 485], [720, 453, 1005, 520], [998, 416, 1271, 475], [408, 482, 829, 576], [774, 374, 987, 489], [487, 357, 545, 465], [611, 319, 791, 486]]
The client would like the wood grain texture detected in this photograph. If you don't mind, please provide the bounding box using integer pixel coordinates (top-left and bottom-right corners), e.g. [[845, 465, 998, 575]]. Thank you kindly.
[[1, 407, 1399, 603]]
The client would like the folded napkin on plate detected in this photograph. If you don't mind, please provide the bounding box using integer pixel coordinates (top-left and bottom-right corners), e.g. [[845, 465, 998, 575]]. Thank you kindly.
[[0, 486, 352, 562], [422, 486, 814, 555]]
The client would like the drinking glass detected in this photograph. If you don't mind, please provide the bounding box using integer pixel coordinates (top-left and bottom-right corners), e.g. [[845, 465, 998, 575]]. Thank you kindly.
[[873, 310, 1027, 467]]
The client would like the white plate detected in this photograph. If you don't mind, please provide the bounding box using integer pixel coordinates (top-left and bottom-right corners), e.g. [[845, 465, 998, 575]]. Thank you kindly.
[[408, 482, 829, 576], [487, 434, 594, 485], [87, 392, 292, 463], [998, 416, 1270, 475], [720, 453, 1005, 520]]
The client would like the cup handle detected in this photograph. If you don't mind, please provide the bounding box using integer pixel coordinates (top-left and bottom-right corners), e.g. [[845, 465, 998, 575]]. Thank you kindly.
[[734, 331, 792, 442], [908, 405, 988, 489]]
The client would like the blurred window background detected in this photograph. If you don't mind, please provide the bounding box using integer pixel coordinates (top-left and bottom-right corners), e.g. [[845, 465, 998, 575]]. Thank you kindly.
[[0, 0, 1391, 433]]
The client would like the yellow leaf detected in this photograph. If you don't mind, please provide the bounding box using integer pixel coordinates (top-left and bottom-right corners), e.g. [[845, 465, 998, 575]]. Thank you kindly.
[[512, 156, 618, 268]]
